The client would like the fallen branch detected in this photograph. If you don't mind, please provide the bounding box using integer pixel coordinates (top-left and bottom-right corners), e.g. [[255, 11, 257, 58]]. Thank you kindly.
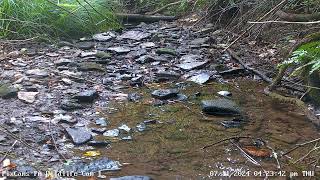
[[276, 10, 320, 22], [248, 20, 320, 24], [202, 136, 252, 149], [0, 140, 18, 164], [116, 13, 177, 22], [146, 1, 181, 15], [283, 137, 320, 156]]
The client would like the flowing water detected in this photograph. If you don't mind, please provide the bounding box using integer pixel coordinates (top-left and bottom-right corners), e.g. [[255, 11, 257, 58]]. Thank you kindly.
[[77, 80, 319, 179]]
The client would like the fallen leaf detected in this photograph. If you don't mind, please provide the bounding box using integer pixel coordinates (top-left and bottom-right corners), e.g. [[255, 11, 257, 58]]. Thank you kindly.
[[242, 146, 271, 158], [83, 151, 101, 157]]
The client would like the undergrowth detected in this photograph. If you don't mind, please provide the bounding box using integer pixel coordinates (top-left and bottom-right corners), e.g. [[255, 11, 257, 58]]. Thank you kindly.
[[0, 0, 121, 40]]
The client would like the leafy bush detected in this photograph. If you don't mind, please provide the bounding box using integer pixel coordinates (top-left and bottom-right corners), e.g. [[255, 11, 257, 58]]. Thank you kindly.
[[0, 0, 120, 39], [279, 41, 320, 77]]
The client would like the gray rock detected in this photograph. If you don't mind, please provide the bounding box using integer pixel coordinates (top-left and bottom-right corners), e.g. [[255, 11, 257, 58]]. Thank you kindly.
[[120, 30, 151, 41], [128, 93, 142, 102], [110, 176, 152, 180], [65, 157, 121, 173], [88, 140, 110, 147], [135, 55, 155, 64], [72, 90, 99, 103], [151, 89, 179, 100], [61, 100, 84, 111], [176, 61, 208, 71], [93, 32, 115, 41], [0, 84, 18, 98], [201, 98, 241, 115], [65, 127, 92, 145], [190, 37, 209, 45], [156, 48, 176, 56], [107, 46, 131, 54], [77, 62, 105, 72], [17, 91, 38, 103], [188, 73, 210, 84], [77, 41, 95, 50], [26, 69, 49, 78], [96, 118, 108, 127], [217, 91, 232, 97], [103, 129, 120, 137], [54, 58, 73, 66]]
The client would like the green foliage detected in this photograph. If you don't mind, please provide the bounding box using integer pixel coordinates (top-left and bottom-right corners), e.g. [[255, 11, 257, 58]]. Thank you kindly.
[[0, 0, 120, 39], [279, 41, 320, 77]]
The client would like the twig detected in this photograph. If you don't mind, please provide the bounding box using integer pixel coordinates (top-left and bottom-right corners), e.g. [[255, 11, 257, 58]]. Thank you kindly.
[[202, 136, 252, 149], [48, 121, 68, 163], [283, 137, 320, 156], [230, 140, 261, 166], [248, 20, 320, 24], [147, 1, 181, 15], [0, 140, 18, 164], [224, 0, 288, 51]]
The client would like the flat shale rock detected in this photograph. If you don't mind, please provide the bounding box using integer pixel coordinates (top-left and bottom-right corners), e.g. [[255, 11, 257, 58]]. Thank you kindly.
[[26, 69, 49, 78], [72, 90, 99, 103], [65, 127, 92, 145], [107, 46, 131, 54], [156, 48, 176, 56], [201, 98, 241, 116], [188, 73, 210, 84], [93, 32, 115, 41], [120, 30, 151, 41], [61, 100, 84, 111], [17, 91, 39, 103], [151, 89, 179, 100], [77, 62, 105, 72], [110, 176, 152, 180]]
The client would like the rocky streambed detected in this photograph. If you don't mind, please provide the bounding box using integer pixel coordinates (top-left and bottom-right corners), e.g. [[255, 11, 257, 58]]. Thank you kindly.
[[0, 21, 319, 179]]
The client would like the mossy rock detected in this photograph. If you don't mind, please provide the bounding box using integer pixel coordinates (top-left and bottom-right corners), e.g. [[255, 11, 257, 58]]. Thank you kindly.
[[0, 84, 18, 99], [156, 48, 177, 56]]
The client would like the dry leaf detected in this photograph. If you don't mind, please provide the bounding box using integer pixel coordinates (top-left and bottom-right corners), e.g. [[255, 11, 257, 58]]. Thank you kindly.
[[242, 146, 271, 158]]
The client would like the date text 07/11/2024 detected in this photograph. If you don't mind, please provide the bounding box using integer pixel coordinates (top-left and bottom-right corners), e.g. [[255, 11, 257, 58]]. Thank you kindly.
[[209, 170, 315, 178]]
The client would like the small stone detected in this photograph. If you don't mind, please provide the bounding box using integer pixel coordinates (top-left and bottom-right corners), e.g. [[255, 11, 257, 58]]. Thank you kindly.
[[135, 55, 155, 64], [103, 129, 120, 137], [140, 42, 155, 48], [118, 124, 131, 132], [217, 91, 232, 97], [136, 123, 146, 132], [0, 84, 18, 99], [77, 62, 105, 72], [107, 47, 131, 54], [54, 114, 77, 124], [156, 48, 176, 56], [201, 98, 241, 116], [120, 30, 151, 41], [95, 118, 108, 127], [72, 90, 99, 103], [91, 128, 107, 134], [121, 136, 133, 141], [77, 41, 95, 50], [128, 93, 142, 102], [88, 141, 110, 147], [18, 91, 39, 103], [95, 51, 111, 59], [65, 127, 92, 145], [61, 100, 84, 111], [176, 61, 208, 71], [151, 89, 179, 100], [26, 69, 49, 78], [188, 73, 210, 84], [93, 32, 115, 41]]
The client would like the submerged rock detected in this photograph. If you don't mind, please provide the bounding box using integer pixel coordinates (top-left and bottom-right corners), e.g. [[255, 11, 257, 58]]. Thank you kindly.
[[65, 127, 92, 145], [64, 157, 121, 173], [201, 98, 241, 116], [96, 118, 109, 127], [110, 176, 152, 180], [0, 84, 18, 99], [151, 89, 179, 100], [72, 90, 99, 103]]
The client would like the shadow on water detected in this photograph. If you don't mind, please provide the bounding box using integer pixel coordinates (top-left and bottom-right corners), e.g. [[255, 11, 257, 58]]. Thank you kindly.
[[78, 80, 319, 179]]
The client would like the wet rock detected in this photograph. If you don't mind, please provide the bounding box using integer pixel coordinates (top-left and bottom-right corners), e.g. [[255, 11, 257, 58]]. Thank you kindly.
[[190, 37, 209, 45], [72, 90, 99, 103], [0, 84, 18, 98], [95, 51, 111, 59], [176, 60, 208, 71], [17, 91, 38, 103], [221, 118, 243, 128], [143, 120, 157, 124], [110, 176, 152, 180], [188, 73, 210, 84], [54, 114, 77, 124], [77, 41, 95, 50], [151, 89, 179, 100], [61, 100, 84, 111], [65, 127, 92, 145], [118, 124, 131, 132], [26, 69, 49, 78], [154, 71, 180, 82], [136, 55, 155, 64], [201, 98, 241, 116], [128, 93, 142, 102], [136, 123, 146, 132], [54, 58, 73, 66], [107, 46, 131, 54], [121, 136, 133, 141], [120, 30, 151, 41], [141, 42, 156, 48], [218, 91, 232, 97], [93, 32, 115, 41], [91, 128, 107, 134], [77, 62, 105, 72], [103, 129, 120, 137], [130, 76, 144, 87], [96, 118, 109, 127], [88, 140, 110, 147], [156, 48, 176, 56], [64, 157, 121, 172]]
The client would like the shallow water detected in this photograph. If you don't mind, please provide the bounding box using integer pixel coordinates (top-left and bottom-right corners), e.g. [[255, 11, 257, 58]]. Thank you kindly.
[[78, 80, 319, 179]]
